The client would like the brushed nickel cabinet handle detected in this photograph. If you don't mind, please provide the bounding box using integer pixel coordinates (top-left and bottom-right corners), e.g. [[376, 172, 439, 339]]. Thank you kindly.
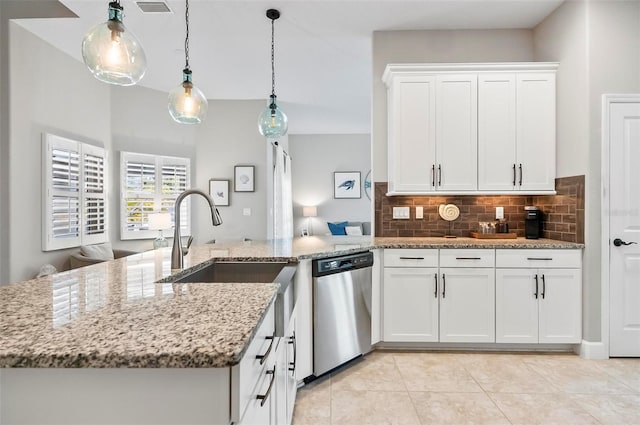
[[256, 367, 276, 407], [256, 334, 275, 365]]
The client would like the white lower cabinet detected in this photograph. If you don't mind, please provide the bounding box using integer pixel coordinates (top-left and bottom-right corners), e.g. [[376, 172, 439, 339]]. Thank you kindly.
[[239, 308, 298, 425], [495, 249, 582, 344], [495, 268, 582, 343], [439, 267, 495, 343], [383, 267, 439, 342], [383, 248, 582, 346]]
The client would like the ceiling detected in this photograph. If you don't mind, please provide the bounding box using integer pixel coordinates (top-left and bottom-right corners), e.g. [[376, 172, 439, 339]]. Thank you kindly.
[[15, 0, 564, 135]]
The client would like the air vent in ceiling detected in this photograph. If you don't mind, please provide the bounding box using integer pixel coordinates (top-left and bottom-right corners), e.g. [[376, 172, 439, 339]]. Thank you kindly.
[[136, 1, 172, 13]]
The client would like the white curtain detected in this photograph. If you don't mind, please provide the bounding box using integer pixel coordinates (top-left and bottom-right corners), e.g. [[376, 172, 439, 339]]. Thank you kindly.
[[273, 144, 293, 238]]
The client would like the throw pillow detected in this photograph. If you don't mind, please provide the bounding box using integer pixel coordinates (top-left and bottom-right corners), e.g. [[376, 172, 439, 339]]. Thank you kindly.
[[345, 226, 363, 236], [80, 242, 115, 261], [328, 221, 348, 235]]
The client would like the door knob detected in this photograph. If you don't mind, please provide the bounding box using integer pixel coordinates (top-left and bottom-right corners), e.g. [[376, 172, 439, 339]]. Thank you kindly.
[[613, 238, 637, 247]]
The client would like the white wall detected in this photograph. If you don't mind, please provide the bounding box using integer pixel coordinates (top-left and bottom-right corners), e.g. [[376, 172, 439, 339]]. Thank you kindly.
[[533, 0, 640, 343], [372, 29, 535, 182], [192, 100, 269, 243], [289, 134, 371, 236], [533, 1, 589, 179], [8, 23, 111, 282], [110, 84, 198, 252], [586, 0, 640, 342]]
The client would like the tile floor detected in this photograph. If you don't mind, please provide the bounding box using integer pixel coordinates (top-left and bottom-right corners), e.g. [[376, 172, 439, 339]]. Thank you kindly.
[[292, 351, 640, 425]]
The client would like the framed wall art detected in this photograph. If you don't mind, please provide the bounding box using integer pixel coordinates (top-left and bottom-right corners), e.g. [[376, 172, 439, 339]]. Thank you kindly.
[[234, 165, 255, 192], [334, 171, 361, 199], [209, 179, 230, 206]]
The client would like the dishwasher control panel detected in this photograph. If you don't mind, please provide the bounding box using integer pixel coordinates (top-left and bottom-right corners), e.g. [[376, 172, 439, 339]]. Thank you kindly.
[[313, 251, 374, 277]]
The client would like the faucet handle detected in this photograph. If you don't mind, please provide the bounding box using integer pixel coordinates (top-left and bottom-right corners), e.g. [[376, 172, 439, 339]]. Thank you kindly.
[[181, 236, 194, 255]]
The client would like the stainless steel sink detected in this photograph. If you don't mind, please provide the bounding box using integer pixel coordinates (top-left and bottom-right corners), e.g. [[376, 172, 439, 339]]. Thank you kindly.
[[175, 261, 291, 284], [175, 261, 296, 336]]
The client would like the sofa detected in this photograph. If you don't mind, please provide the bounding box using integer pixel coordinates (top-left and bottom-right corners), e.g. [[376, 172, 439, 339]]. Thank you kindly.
[[69, 243, 138, 269]]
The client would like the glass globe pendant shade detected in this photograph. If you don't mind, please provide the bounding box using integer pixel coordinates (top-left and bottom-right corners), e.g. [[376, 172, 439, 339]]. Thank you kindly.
[[258, 95, 288, 138], [168, 69, 208, 124], [81, 2, 147, 86]]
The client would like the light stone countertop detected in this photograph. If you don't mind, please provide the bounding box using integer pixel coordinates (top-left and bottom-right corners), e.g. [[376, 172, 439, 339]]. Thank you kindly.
[[0, 236, 583, 368]]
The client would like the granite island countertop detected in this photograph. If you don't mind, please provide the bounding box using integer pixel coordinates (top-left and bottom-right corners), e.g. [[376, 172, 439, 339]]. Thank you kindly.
[[0, 236, 583, 368], [0, 248, 278, 368]]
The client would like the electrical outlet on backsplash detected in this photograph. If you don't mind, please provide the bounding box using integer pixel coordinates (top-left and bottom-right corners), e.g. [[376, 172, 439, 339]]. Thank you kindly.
[[374, 176, 584, 243]]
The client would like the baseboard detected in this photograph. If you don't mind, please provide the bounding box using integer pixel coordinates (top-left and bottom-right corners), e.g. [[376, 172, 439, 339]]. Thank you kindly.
[[578, 340, 608, 359]]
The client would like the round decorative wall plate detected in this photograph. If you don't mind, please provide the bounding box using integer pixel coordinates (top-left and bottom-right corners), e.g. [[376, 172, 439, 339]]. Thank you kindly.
[[438, 204, 460, 221]]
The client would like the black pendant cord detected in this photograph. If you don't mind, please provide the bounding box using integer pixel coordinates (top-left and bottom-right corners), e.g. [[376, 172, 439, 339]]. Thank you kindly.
[[184, 0, 190, 71], [270, 16, 275, 98]]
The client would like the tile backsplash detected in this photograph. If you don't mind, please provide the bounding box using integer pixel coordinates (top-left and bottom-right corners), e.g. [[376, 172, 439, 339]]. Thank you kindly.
[[374, 175, 584, 243]]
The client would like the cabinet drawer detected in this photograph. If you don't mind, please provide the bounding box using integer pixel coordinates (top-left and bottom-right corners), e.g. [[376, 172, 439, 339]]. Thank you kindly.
[[384, 249, 438, 267], [496, 249, 582, 268], [233, 303, 276, 423], [439, 249, 495, 268]]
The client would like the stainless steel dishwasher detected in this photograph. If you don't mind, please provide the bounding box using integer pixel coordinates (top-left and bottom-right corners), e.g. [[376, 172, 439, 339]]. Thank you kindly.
[[312, 251, 374, 377]]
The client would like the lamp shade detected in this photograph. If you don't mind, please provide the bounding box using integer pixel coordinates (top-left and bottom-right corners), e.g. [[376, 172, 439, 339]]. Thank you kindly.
[[303, 206, 318, 217], [148, 212, 172, 230]]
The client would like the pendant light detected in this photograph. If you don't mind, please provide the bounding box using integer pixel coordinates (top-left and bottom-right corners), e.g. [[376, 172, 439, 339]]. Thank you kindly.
[[168, 0, 208, 124], [81, 1, 147, 86], [258, 9, 288, 138]]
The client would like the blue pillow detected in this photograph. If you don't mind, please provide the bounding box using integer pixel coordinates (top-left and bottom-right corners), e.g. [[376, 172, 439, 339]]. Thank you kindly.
[[328, 221, 348, 235]]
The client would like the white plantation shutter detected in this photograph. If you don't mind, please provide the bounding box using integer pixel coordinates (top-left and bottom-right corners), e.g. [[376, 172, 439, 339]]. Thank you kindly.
[[82, 144, 107, 245], [43, 134, 108, 251], [120, 152, 190, 240]]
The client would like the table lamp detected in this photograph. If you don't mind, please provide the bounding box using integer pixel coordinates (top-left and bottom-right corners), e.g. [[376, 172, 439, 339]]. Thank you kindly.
[[148, 212, 172, 249], [302, 206, 317, 236]]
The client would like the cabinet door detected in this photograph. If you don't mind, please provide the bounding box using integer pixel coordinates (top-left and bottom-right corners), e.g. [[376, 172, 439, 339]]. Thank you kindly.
[[478, 73, 517, 191], [383, 267, 439, 342], [388, 75, 436, 193], [495, 269, 538, 343], [538, 269, 582, 343], [436, 74, 478, 191], [240, 363, 276, 425], [275, 338, 287, 425], [439, 268, 495, 342], [516, 73, 556, 191]]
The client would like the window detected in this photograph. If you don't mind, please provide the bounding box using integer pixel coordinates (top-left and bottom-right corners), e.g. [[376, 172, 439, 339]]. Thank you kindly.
[[42, 133, 107, 251], [120, 151, 190, 240]]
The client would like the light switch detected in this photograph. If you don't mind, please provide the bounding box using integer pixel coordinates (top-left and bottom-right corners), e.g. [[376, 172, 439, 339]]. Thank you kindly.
[[415, 206, 424, 219], [392, 206, 410, 219], [495, 206, 504, 220], [243, 208, 252, 216]]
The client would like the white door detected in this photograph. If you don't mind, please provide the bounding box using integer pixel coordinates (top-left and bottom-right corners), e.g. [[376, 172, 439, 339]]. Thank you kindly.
[[609, 99, 640, 357], [383, 267, 439, 342], [478, 73, 517, 191], [496, 268, 538, 343], [516, 73, 556, 191], [439, 268, 495, 343], [388, 75, 437, 193], [538, 269, 582, 344], [436, 74, 478, 191]]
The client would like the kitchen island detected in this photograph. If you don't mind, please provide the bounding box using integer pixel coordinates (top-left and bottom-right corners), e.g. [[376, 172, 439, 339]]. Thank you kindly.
[[0, 236, 583, 424]]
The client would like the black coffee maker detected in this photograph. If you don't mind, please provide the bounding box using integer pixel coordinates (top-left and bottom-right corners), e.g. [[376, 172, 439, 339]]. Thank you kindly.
[[525, 206, 543, 239]]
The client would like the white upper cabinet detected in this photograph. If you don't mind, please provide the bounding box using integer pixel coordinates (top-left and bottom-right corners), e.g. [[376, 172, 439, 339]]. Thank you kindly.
[[383, 63, 558, 195], [516, 73, 557, 192], [387, 75, 437, 193], [436, 75, 478, 192]]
